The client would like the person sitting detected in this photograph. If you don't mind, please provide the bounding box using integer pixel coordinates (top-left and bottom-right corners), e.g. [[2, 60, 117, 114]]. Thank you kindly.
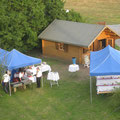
[[13, 71, 19, 82], [19, 69, 24, 81]]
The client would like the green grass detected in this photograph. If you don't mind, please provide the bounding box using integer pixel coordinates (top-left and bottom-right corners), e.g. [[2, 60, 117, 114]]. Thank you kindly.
[[64, 0, 120, 24], [0, 56, 120, 120], [115, 44, 120, 51]]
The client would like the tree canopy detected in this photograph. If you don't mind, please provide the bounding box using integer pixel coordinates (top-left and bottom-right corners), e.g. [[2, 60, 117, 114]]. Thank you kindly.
[[0, 0, 85, 52]]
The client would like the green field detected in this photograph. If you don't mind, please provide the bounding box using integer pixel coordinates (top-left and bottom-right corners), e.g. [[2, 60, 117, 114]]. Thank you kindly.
[[0, 56, 120, 120], [65, 0, 120, 24]]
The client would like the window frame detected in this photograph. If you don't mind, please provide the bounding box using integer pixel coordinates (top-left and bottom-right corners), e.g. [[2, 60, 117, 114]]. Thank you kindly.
[[55, 42, 68, 52]]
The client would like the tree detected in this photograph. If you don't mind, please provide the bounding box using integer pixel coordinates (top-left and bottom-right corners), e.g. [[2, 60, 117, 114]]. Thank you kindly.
[[42, 0, 66, 25], [42, 0, 85, 25], [0, 0, 46, 52], [0, 0, 85, 52], [65, 9, 85, 22]]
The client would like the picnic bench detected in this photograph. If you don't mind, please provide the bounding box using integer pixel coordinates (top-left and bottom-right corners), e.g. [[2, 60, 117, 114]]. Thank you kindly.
[[11, 82, 23, 92], [21, 80, 32, 89], [11, 80, 32, 92]]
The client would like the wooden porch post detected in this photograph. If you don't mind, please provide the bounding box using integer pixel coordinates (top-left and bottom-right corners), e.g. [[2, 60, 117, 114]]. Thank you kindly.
[[106, 38, 108, 46], [112, 38, 115, 48], [42, 40, 45, 54]]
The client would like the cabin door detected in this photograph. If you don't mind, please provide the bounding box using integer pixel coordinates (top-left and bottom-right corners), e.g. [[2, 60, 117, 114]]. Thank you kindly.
[[99, 39, 106, 49], [108, 39, 112, 47]]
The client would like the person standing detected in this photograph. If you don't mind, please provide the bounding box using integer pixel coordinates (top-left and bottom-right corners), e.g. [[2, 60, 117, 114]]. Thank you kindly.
[[32, 65, 37, 83], [36, 67, 42, 88], [3, 71, 10, 93]]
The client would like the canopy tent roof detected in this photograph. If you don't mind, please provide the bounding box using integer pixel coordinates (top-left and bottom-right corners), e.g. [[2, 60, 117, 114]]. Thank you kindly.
[[90, 45, 120, 76], [0, 49, 42, 70], [0, 48, 9, 57]]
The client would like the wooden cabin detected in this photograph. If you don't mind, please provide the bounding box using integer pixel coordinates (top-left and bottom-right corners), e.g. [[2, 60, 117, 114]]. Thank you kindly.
[[38, 19, 120, 64]]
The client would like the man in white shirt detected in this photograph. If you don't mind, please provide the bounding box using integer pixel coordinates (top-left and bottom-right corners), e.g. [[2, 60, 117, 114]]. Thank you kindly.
[[3, 71, 10, 93], [36, 67, 42, 88]]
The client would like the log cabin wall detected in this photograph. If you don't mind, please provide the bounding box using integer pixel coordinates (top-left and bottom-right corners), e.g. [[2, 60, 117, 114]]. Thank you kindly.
[[42, 40, 84, 64], [42, 28, 120, 64], [89, 27, 120, 51]]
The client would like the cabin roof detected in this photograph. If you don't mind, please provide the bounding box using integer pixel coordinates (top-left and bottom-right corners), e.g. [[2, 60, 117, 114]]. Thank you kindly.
[[38, 19, 105, 47], [38, 19, 120, 47], [107, 24, 120, 36]]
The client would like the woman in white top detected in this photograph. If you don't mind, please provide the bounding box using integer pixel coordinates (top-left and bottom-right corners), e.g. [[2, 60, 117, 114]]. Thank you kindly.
[[36, 67, 42, 88]]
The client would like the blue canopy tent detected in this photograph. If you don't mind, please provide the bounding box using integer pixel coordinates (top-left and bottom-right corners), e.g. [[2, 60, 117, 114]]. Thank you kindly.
[[90, 45, 120, 76], [0, 48, 9, 72], [0, 49, 42, 70], [90, 45, 120, 103], [0, 48, 9, 57], [0, 49, 42, 96]]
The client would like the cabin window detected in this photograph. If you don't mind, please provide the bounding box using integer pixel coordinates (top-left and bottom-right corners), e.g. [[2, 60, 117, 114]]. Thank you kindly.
[[83, 48, 88, 54], [58, 43, 64, 51], [55, 42, 68, 52]]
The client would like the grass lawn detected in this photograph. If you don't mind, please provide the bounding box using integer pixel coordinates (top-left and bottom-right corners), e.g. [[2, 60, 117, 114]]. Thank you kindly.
[[65, 0, 120, 24], [0, 56, 120, 120]]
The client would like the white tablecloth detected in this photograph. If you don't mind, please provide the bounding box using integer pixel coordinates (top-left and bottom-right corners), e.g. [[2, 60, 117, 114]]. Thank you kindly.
[[97, 85, 120, 93], [28, 76, 36, 83], [96, 79, 120, 86], [47, 72, 60, 81], [26, 69, 33, 73], [68, 64, 79, 72], [26, 64, 51, 73], [38, 64, 51, 73]]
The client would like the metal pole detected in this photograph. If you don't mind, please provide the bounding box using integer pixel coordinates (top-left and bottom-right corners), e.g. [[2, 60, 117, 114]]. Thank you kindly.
[[90, 76, 92, 104], [41, 76, 43, 87], [9, 80, 11, 96]]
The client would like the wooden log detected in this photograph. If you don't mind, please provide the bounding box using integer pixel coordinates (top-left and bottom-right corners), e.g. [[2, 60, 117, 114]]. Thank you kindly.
[[23, 85, 26, 89], [14, 88, 16, 92], [97, 91, 113, 94]]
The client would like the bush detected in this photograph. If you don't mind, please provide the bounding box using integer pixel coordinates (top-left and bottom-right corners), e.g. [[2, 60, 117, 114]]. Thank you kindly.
[[115, 44, 120, 51], [110, 88, 120, 110], [0, 0, 86, 52]]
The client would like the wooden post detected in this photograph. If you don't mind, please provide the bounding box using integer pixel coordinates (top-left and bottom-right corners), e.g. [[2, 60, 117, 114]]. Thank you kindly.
[[106, 38, 108, 46], [14, 88, 16, 92], [112, 38, 114, 48], [79, 47, 83, 64], [42, 40, 45, 54], [23, 85, 26, 89]]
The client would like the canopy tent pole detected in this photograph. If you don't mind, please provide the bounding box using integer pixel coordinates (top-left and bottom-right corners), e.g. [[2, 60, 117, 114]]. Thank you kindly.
[[9, 80, 11, 96], [90, 76, 92, 104], [41, 76, 43, 87]]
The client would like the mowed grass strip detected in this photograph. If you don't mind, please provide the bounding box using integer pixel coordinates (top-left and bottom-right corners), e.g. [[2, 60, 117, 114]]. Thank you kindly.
[[0, 57, 120, 120], [65, 0, 120, 24]]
